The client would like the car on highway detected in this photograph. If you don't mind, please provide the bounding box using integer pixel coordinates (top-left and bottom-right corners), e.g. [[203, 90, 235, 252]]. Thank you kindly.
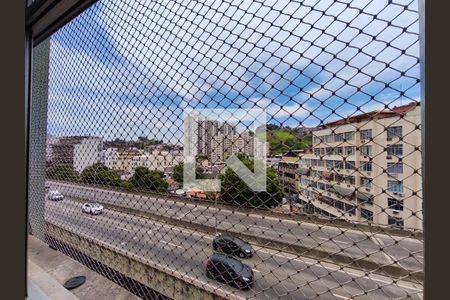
[[212, 234, 253, 258], [206, 253, 254, 289], [47, 190, 64, 201], [82, 203, 104, 215]]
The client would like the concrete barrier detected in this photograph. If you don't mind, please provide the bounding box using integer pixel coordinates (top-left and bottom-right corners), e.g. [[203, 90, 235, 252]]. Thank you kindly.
[[45, 222, 244, 300]]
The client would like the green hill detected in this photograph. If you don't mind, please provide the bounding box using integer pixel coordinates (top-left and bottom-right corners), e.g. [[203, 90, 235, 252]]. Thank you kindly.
[[266, 126, 312, 155]]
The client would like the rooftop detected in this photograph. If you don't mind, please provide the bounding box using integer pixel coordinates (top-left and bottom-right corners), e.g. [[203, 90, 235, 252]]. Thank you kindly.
[[321, 102, 419, 128]]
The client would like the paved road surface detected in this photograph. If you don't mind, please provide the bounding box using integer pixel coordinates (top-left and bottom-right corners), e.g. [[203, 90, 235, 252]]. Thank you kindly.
[[49, 181, 424, 273], [45, 198, 423, 299]]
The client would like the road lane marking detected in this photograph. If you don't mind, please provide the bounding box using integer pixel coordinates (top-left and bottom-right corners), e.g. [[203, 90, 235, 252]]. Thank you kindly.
[[51, 195, 423, 293], [371, 236, 385, 246], [370, 237, 395, 264], [254, 225, 271, 231], [332, 292, 351, 299], [117, 226, 130, 232], [255, 247, 423, 292], [55, 182, 424, 247], [161, 240, 182, 249]]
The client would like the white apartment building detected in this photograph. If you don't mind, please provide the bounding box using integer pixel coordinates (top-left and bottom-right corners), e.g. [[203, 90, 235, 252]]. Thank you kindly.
[[45, 135, 60, 163], [297, 103, 422, 231], [116, 148, 144, 171], [49, 136, 102, 173], [99, 147, 119, 169], [73, 137, 103, 173], [115, 149, 183, 174]]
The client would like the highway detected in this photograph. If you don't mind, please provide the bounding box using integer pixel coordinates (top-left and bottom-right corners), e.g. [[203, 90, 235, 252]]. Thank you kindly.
[[49, 181, 424, 274], [45, 198, 423, 299]]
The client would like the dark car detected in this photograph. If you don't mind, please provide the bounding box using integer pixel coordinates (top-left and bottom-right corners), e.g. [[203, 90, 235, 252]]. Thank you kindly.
[[213, 234, 253, 258], [206, 253, 254, 289]]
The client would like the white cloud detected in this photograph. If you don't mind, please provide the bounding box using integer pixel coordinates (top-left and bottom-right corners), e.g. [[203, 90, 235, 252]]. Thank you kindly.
[[47, 0, 420, 140]]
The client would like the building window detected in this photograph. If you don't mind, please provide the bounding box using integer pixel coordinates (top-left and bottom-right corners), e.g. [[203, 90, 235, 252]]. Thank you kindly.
[[326, 160, 334, 168], [360, 145, 372, 156], [387, 126, 403, 139], [335, 147, 343, 155], [318, 182, 325, 190], [335, 201, 344, 211], [326, 147, 333, 155], [387, 180, 404, 193], [388, 198, 404, 211], [388, 216, 404, 228], [321, 196, 334, 205], [345, 176, 355, 185], [361, 208, 373, 221], [334, 133, 344, 142], [360, 161, 372, 172], [345, 203, 356, 215], [334, 160, 344, 169], [360, 129, 372, 140], [314, 148, 320, 156], [360, 177, 372, 188], [345, 146, 355, 155], [387, 163, 403, 174], [387, 144, 403, 156], [345, 161, 355, 170], [312, 170, 321, 178], [344, 132, 354, 141]]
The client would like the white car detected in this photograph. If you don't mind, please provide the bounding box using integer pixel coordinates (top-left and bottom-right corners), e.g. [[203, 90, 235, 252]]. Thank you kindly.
[[48, 190, 64, 201], [82, 203, 104, 215]]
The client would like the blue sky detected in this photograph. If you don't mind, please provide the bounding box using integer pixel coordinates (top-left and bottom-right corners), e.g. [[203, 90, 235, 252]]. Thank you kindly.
[[47, 0, 421, 144]]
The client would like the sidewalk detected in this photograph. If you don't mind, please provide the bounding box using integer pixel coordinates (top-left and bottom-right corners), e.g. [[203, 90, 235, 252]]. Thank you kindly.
[[28, 235, 140, 300]]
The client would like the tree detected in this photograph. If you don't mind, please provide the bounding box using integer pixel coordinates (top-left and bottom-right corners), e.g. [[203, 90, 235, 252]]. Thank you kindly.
[[80, 163, 121, 186], [172, 162, 205, 183], [219, 157, 283, 209], [129, 166, 168, 192], [46, 164, 79, 182]]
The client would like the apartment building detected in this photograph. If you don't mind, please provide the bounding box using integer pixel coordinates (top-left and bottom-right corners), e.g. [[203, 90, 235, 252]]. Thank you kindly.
[[45, 135, 60, 163], [209, 131, 254, 165], [99, 147, 119, 169], [116, 148, 144, 171], [297, 103, 422, 230], [50, 136, 103, 173], [115, 149, 183, 174], [278, 150, 305, 209]]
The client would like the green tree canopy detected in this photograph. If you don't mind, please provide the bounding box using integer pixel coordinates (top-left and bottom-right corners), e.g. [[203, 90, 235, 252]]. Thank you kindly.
[[219, 157, 283, 209], [80, 163, 121, 186], [129, 166, 168, 192], [46, 164, 79, 182], [172, 162, 205, 183]]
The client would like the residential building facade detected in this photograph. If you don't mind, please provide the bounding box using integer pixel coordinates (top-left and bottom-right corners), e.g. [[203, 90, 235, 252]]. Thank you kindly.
[[115, 149, 183, 174], [297, 103, 422, 230], [99, 147, 119, 169], [50, 136, 103, 173]]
